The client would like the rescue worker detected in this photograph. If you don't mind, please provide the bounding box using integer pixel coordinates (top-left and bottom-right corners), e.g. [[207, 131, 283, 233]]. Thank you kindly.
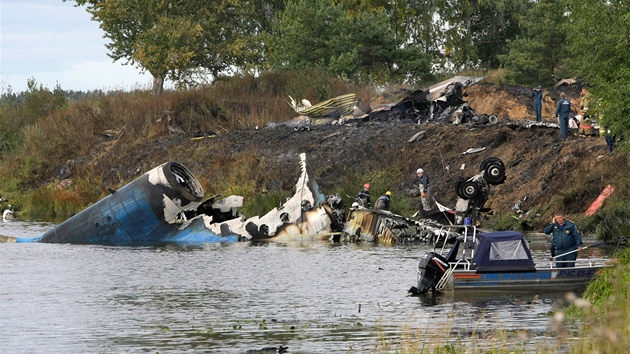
[[355, 183, 371, 208], [416, 168, 430, 217], [374, 191, 392, 211], [532, 85, 543, 122], [580, 87, 591, 116], [555, 92, 572, 140], [605, 125, 616, 155], [543, 211, 583, 268]]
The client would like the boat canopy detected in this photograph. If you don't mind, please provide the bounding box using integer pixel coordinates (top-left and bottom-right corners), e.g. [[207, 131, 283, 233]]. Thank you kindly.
[[471, 231, 536, 273]]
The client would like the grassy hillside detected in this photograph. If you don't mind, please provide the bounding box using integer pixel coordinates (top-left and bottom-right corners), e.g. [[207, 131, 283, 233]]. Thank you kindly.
[[0, 72, 628, 243]]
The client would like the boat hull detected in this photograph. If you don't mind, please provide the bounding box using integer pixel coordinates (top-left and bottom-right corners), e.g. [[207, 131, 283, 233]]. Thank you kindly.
[[449, 266, 604, 292]]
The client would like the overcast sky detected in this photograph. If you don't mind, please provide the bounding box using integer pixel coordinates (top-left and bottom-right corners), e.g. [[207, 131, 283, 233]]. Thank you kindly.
[[1, 0, 153, 94]]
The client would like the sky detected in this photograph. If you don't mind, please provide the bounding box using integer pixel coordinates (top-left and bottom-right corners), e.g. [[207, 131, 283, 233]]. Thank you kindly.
[[0, 0, 153, 94]]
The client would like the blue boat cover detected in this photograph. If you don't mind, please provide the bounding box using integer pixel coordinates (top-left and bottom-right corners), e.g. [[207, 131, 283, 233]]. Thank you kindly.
[[471, 231, 536, 273]]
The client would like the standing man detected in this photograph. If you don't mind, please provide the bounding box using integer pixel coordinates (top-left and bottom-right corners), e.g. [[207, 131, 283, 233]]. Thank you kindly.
[[416, 168, 430, 217], [555, 92, 572, 140], [355, 183, 372, 208], [532, 85, 543, 122], [580, 87, 591, 116], [543, 211, 583, 268], [605, 126, 616, 156]]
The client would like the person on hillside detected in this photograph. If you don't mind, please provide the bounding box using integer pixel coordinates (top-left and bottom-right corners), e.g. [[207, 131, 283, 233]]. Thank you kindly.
[[605, 125, 616, 156], [543, 211, 583, 268], [532, 85, 543, 122], [2, 204, 14, 221], [355, 183, 372, 208], [374, 191, 392, 211], [555, 92, 572, 140], [416, 168, 430, 218], [580, 87, 591, 116]]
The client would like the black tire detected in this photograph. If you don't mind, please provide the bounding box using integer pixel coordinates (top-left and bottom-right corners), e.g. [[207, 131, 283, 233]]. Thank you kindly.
[[455, 178, 468, 199], [460, 181, 480, 199], [479, 157, 504, 172], [484, 163, 506, 185]]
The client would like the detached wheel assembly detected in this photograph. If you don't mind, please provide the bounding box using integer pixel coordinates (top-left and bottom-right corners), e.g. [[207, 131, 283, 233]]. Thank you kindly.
[[479, 157, 504, 172], [480, 157, 506, 185], [484, 163, 506, 185], [460, 181, 480, 199]]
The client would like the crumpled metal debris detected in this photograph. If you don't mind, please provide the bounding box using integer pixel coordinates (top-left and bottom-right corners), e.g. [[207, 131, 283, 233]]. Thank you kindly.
[[286, 76, 491, 127]]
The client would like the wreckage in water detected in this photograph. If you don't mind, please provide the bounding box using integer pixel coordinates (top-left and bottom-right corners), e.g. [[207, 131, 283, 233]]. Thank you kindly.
[[15, 153, 345, 245]]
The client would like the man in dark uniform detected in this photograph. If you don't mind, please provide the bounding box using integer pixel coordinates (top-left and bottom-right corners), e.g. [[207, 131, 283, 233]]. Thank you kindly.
[[543, 211, 583, 268], [374, 191, 392, 211], [555, 92, 572, 140], [532, 85, 543, 122], [355, 183, 371, 208]]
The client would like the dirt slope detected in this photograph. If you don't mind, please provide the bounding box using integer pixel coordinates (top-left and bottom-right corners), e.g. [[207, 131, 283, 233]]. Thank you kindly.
[[88, 82, 624, 231]]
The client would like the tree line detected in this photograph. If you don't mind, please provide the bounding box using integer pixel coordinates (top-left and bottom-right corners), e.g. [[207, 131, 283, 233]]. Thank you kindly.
[[3, 0, 621, 148]]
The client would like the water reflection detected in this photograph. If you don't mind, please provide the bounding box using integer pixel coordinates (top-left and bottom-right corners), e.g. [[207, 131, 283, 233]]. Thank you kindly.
[[0, 222, 596, 353]]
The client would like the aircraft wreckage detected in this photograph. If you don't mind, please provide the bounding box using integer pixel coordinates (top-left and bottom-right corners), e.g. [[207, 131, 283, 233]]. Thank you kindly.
[[14, 153, 346, 245], [8, 153, 506, 246], [342, 156, 507, 244], [285, 76, 493, 126]]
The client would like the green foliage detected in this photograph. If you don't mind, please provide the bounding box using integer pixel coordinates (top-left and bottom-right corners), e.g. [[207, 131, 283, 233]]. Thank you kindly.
[[283, 68, 349, 102], [71, 0, 273, 94], [500, 0, 567, 86], [267, 0, 431, 84], [593, 204, 630, 245], [0, 79, 67, 154], [564, 0, 630, 154], [486, 211, 519, 231], [241, 190, 290, 219], [484, 211, 534, 232], [566, 247, 630, 353], [438, 0, 530, 71]]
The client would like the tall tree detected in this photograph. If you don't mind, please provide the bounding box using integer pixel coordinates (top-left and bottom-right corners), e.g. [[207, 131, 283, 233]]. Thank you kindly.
[[69, 0, 277, 94], [434, 0, 529, 71], [499, 0, 567, 85], [564, 0, 630, 150], [267, 0, 431, 84]]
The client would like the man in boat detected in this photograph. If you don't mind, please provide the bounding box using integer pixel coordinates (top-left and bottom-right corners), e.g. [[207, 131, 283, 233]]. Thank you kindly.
[[543, 211, 583, 268], [374, 191, 392, 211], [355, 183, 372, 208]]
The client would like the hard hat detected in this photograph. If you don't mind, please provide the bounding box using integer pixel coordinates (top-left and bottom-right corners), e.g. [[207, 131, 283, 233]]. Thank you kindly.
[[351, 202, 359, 208], [364, 183, 371, 189], [416, 168, 424, 174], [386, 191, 392, 197]]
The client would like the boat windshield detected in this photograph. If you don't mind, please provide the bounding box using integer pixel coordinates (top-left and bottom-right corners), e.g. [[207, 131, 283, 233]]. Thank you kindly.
[[489, 239, 530, 260]]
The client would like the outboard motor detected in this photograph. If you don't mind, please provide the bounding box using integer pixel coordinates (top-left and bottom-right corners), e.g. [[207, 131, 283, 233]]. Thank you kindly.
[[413, 251, 449, 294]]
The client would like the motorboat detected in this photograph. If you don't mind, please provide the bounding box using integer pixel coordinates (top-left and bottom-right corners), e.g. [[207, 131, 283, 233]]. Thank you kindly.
[[409, 225, 612, 295]]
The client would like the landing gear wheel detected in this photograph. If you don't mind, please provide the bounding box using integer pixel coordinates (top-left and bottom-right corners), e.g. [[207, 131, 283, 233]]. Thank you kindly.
[[455, 178, 468, 199], [460, 181, 480, 199], [479, 157, 504, 172], [484, 163, 506, 185]]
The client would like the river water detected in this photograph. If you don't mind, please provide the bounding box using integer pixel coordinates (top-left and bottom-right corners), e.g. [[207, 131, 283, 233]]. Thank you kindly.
[[0, 220, 599, 353]]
